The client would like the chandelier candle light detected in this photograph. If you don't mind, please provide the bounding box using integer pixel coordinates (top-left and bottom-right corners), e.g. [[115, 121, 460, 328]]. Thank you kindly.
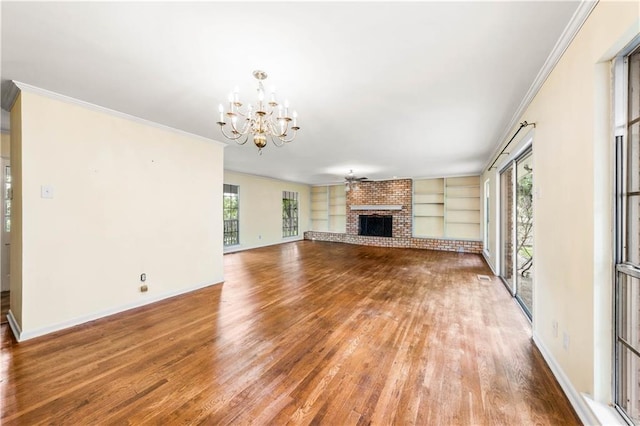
[[217, 70, 300, 152]]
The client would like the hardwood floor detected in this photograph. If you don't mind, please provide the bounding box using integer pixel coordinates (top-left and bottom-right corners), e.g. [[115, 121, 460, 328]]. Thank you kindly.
[[1, 241, 579, 425]]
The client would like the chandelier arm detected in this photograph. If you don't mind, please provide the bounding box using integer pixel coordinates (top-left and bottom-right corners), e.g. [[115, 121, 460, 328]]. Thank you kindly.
[[269, 133, 285, 147], [237, 133, 249, 145], [276, 128, 298, 144], [219, 125, 245, 141], [229, 116, 253, 136], [265, 119, 284, 138], [269, 117, 292, 138]]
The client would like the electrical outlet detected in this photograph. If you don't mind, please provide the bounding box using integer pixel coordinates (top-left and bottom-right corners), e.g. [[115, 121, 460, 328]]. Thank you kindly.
[[41, 185, 54, 199], [563, 332, 569, 350], [140, 284, 148, 293], [552, 320, 558, 338]]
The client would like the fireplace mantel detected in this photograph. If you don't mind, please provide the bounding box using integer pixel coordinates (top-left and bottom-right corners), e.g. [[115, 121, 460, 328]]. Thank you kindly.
[[350, 205, 403, 211]]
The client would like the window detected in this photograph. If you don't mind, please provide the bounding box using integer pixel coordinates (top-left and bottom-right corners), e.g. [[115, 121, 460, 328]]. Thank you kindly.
[[615, 43, 640, 423], [282, 191, 298, 237], [223, 184, 239, 246]]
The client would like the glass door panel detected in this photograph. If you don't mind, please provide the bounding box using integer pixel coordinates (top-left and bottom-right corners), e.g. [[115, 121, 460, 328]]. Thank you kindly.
[[500, 166, 514, 294], [515, 152, 533, 316], [617, 268, 640, 423]]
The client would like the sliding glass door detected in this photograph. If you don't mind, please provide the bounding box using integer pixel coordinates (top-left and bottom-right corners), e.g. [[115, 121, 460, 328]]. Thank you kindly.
[[614, 44, 640, 423], [515, 152, 533, 316], [500, 166, 515, 294], [500, 149, 534, 318]]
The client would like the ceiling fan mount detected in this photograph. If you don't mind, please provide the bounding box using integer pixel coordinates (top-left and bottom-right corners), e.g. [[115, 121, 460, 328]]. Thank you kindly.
[[344, 170, 370, 191]]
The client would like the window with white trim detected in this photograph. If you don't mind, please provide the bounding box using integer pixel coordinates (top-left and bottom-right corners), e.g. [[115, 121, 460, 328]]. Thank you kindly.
[[282, 191, 299, 237], [223, 184, 239, 246]]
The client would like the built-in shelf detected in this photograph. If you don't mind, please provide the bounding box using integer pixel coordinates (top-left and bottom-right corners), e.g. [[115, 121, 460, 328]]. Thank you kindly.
[[311, 186, 330, 232], [413, 175, 481, 240], [413, 178, 445, 238], [350, 205, 403, 211], [311, 184, 347, 233], [445, 176, 481, 240], [329, 185, 346, 233]]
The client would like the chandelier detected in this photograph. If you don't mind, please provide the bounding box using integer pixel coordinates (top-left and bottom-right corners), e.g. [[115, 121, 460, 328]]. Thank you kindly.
[[217, 70, 300, 152]]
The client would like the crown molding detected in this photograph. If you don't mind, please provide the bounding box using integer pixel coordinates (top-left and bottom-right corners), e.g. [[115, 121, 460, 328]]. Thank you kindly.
[[8, 81, 227, 147], [484, 0, 599, 172]]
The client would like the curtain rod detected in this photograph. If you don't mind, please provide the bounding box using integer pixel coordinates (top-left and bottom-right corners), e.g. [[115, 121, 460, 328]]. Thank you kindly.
[[487, 121, 536, 171]]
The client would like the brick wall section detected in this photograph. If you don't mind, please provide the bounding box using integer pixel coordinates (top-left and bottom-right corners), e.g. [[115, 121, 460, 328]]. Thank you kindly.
[[304, 178, 483, 254], [346, 179, 412, 238], [303, 231, 483, 253]]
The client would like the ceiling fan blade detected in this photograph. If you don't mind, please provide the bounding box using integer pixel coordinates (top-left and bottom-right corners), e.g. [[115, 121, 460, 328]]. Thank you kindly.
[[343, 170, 369, 183]]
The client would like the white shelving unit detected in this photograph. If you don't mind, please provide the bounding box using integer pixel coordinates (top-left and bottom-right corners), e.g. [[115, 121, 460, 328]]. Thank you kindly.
[[311, 185, 346, 233], [311, 186, 329, 232], [328, 185, 346, 233], [413, 176, 481, 240], [444, 176, 481, 240], [413, 178, 445, 238]]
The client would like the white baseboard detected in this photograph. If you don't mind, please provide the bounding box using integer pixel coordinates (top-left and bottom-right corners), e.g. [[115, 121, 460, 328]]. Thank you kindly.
[[223, 237, 304, 254], [482, 250, 498, 275], [6, 309, 21, 340], [583, 394, 627, 426], [12, 280, 222, 342], [532, 332, 599, 425]]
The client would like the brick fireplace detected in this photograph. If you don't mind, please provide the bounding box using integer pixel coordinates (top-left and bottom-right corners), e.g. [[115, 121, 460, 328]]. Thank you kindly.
[[347, 179, 412, 238], [304, 179, 483, 254]]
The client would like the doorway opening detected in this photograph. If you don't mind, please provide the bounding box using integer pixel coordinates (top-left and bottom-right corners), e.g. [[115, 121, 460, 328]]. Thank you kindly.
[[1, 160, 10, 324]]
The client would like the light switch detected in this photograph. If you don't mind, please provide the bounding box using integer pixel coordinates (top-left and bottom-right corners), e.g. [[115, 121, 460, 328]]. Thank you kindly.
[[41, 185, 54, 199]]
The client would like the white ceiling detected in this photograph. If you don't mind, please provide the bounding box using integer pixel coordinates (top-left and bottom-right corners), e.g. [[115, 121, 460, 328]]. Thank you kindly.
[[1, 1, 581, 185]]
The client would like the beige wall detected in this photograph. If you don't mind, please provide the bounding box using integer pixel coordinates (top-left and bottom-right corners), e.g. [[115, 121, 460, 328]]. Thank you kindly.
[[482, 0, 639, 409], [224, 170, 310, 251], [9, 94, 23, 328], [1, 132, 10, 158], [12, 89, 224, 339]]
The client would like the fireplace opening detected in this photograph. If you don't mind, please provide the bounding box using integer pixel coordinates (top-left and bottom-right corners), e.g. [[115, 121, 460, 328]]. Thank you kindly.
[[359, 215, 392, 237]]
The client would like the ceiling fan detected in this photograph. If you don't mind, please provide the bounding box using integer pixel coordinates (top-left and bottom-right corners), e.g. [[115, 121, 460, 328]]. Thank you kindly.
[[344, 170, 369, 191]]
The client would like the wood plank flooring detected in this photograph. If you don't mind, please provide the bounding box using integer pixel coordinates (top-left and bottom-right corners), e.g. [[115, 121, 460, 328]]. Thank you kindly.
[[0, 241, 580, 425]]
